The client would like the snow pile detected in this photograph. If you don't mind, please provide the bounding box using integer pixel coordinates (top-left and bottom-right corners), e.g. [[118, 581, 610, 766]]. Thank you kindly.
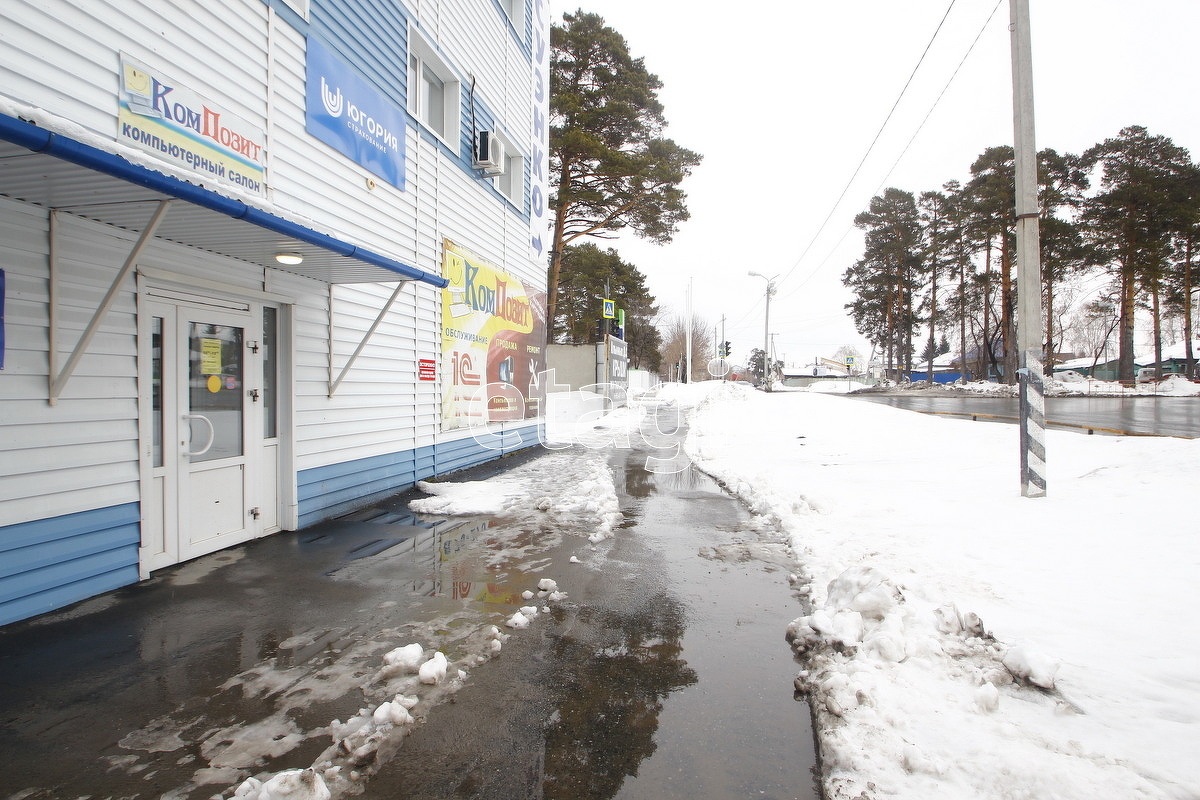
[[1155, 374, 1200, 396], [545, 391, 650, 449], [685, 387, 1200, 799], [409, 449, 621, 539], [233, 769, 330, 800]]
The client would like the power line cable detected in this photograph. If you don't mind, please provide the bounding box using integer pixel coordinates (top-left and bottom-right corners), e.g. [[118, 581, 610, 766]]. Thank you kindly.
[[775, 0, 959, 291], [777, 0, 1004, 301]]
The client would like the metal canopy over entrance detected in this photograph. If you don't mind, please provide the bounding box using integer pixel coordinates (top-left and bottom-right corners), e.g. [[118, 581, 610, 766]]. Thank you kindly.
[[1, 110, 447, 402], [0, 112, 448, 287]]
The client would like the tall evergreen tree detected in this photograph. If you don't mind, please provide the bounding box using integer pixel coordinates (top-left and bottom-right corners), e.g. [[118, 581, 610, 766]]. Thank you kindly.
[[548, 11, 701, 336], [965, 146, 1016, 380], [553, 242, 660, 371], [919, 189, 954, 381], [844, 188, 923, 378], [1082, 126, 1195, 380], [938, 181, 978, 382], [1165, 163, 1200, 376], [1035, 149, 1091, 363]]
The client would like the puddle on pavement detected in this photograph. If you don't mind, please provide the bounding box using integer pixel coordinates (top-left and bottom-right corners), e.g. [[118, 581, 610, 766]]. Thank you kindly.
[[359, 425, 821, 800], [0, 408, 819, 800]]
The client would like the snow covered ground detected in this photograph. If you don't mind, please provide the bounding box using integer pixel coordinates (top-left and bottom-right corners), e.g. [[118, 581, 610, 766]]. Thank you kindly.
[[676, 381, 1200, 800], [231, 381, 1199, 799]]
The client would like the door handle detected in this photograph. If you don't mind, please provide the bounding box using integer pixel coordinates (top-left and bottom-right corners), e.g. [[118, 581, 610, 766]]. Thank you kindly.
[[182, 413, 216, 457]]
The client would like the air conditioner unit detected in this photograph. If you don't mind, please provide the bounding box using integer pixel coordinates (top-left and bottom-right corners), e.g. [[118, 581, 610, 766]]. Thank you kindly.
[[474, 130, 506, 176]]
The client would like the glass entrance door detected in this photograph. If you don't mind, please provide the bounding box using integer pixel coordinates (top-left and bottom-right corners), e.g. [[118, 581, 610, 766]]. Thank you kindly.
[[182, 316, 250, 554], [140, 295, 280, 574]]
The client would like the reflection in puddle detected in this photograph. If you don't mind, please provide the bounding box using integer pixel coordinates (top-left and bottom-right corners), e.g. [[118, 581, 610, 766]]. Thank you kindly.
[[543, 594, 698, 800]]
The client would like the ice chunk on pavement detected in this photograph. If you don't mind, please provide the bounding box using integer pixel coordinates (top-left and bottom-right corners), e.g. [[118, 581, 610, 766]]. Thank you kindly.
[[522, 590, 535, 600], [537, 578, 558, 592], [547, 590, 567, 602], [418, 651, 449, 685], [490, 638, 503, 653], [506, 611, 530, 629], [383, 643, 424, 672], [1002, 646, 1059, 689], [373, 699, 414, 727], [569, 556, 581, 564], [234, 768, 331, 800], [520, 605, 539, 617]]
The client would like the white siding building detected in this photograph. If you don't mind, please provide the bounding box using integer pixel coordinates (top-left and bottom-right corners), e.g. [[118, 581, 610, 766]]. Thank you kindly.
[[0, 0, 552, 625]]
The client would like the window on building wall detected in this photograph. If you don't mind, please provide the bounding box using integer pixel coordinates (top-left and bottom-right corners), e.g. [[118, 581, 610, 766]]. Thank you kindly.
[[277, 0, 310, 19], [496, 141, 524, 206], [503, 0, 526, 30], [408, 30, 460, 143]]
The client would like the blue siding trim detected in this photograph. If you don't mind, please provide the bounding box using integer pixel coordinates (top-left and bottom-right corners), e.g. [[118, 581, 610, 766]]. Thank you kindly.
[[0, 504, 141, 626], [297, 425, 543, 526]]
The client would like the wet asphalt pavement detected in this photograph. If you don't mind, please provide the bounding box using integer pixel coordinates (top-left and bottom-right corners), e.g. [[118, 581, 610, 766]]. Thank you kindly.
[[851, 394, 1200, 438], [0, 404, 819, 800]]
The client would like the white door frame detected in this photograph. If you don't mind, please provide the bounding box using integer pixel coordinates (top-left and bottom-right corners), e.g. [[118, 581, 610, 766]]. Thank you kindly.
[[136, 275, 291, 577]]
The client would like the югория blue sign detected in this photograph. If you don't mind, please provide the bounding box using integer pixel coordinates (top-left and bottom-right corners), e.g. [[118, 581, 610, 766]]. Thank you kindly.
[[305, 37, 406, 190]]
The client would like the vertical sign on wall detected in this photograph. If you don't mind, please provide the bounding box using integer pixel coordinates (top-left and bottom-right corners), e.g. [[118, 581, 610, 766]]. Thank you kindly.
[[441, 241, 546, 430], [305, 36, 407, 190], [529, 0, 552, 262]]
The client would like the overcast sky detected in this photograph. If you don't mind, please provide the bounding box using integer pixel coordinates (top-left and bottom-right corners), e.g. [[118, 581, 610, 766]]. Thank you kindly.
[[561, 1, 1200, 370]]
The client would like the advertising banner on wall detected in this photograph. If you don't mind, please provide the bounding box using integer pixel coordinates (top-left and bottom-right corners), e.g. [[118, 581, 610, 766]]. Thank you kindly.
[[305, 37, 407, 190], [441, 241, 546, 431], [117, 54, 267, 196]]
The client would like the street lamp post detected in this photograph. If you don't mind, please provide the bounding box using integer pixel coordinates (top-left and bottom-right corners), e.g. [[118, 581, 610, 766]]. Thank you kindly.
[[747, 272, 777, 391]]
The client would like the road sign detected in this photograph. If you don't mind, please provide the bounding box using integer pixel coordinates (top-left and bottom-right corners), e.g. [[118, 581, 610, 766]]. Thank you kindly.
[[602, 299, 615, 319]]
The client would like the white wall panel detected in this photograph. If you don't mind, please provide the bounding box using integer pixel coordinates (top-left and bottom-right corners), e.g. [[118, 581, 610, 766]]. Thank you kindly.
[[0, 0, 545, 292], [0, 0, 547, 518], [0, 202, 141, 524]]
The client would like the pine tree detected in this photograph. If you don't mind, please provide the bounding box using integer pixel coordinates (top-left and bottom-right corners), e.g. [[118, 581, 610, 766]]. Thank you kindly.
[[1082, 126, 1195, 381], [553, 243, 661, 370], [844, 188, 923, 378], [547, 11, 701, 337], [1036, 149, 1091, 364], [965, 146, 1016, 380]]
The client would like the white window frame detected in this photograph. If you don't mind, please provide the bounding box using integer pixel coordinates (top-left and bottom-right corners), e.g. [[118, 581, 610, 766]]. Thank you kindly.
[[277, 0, 310, 20], [408, 27, 460, 145], [492, 131, 524, 205], [503, 0, 526, 30]]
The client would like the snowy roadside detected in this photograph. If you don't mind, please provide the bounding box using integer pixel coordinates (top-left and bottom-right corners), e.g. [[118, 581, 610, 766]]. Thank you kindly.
[[677, 381, 1200, 799], [854, 372, 1200, 397]]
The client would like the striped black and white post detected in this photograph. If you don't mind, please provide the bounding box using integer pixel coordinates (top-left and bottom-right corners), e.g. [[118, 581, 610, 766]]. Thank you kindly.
[[1011, 0, 1047, 498], [1018, 355, 1047, 497]]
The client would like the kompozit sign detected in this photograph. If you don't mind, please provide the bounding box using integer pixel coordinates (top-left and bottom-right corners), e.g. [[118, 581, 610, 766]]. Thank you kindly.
[[440, 240, 547, 431], [118, 54, 266, 196], [305, 37, 406, 190]]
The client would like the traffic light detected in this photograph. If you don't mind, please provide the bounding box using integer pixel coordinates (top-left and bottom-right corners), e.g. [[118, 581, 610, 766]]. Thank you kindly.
[[718, 341, 731, 357]]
